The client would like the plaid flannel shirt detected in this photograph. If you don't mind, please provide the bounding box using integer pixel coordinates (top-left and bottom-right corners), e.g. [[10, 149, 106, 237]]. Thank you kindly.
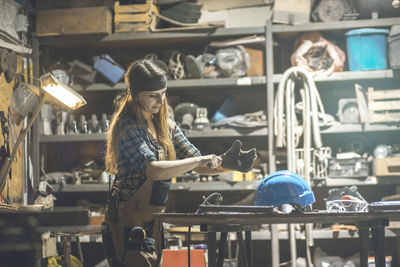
[[116, 116, 200, 182]]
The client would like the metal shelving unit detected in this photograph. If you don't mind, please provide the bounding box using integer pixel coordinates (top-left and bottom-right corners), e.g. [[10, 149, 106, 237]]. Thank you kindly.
[[39, 121, 400, 143], [36, 18, 400, 190], [266, 17, 400, 178], [271, 17, 400, 34], [320, 123, 400, 134], [273, 69, 395, 84], [35, 26, 270, 191]]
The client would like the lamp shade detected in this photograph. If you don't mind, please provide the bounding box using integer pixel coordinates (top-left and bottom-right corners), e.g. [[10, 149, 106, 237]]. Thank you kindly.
[[40, 73, 87, 110]]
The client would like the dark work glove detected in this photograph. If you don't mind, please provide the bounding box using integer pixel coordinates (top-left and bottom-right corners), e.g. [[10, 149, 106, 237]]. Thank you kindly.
[[221, 140, 257, 172]]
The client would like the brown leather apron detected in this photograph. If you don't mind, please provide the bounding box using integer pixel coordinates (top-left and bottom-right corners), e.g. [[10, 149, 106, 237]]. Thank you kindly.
[[104, 148, 170, 267]]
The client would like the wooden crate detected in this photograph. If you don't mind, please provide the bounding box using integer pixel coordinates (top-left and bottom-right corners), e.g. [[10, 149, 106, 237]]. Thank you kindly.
[[368, 87, 400, 123], [114, 1, 159, 33], [36, 7, 112, 36], [273, 0, 311, 24], [374, 158, 400, 177]]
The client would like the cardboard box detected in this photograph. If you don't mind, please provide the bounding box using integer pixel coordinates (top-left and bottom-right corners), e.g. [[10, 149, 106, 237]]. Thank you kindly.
[[374, 158, 400, 177], [273, 0, 311, 24], [246, 45, 265, 77], [36, 7, 112, 36]]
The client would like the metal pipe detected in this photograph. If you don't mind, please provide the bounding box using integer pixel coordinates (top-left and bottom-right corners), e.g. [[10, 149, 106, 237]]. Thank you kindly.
[[289, 224, 297, 267], [266, 17, 279, 267]]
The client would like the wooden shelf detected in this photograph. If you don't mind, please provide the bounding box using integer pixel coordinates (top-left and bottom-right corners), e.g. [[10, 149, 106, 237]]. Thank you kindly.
[[273, 69, 395, 84], [75, 76, 267, 92]]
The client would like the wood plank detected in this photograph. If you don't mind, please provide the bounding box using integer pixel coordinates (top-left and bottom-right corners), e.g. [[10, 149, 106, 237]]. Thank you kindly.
[[355, 83, 369, 123], [368, 89, 400, 100], [115, 23, 150, 33], [36, 0, 114, 10], [369, 100, 400, 111], [114, 2, 149, 13], [115, 13, 150, 23], [368, 87, 400, 122], [36, 7, 112, 36], [371, 113, 400, 122]]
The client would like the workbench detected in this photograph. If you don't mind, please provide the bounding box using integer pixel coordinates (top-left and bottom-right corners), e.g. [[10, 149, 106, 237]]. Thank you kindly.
[[0, 206, 91, 267], [155, 209, 400, 267]]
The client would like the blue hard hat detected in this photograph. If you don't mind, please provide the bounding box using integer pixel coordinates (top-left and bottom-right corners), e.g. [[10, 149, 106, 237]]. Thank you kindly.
[[254, 170, 315, 207]]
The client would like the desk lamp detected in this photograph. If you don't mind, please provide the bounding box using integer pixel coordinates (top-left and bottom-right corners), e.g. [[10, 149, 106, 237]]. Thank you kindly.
[[0, 73, 87, 192]]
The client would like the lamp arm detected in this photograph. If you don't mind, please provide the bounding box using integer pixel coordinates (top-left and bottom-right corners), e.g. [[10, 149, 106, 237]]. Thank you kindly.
[[0, 94, 49, 192]]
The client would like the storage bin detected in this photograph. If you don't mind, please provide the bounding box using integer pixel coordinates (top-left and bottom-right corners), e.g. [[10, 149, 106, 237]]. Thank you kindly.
[[345, 28, 390, 71], [388, 25, 400, 69], [93, 55, 125, 84]]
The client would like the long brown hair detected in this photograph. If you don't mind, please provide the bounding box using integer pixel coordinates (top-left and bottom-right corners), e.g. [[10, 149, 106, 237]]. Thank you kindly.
[[105, 60, 176, 174]]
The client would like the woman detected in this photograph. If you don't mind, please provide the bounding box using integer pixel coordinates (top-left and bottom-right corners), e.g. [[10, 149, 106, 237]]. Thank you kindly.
[[102, 59, 256, 267]]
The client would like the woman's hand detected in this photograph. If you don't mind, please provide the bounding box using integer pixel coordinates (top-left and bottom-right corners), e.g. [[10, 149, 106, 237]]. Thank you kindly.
[[199, 154, 222, 169]]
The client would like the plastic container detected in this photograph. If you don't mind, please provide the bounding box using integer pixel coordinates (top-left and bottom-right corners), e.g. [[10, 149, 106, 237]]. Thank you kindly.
[[345, 28, 390, 71], [388, 25, 400, 69], [211, 98, 240, 122], [93, 55, 125, 84]]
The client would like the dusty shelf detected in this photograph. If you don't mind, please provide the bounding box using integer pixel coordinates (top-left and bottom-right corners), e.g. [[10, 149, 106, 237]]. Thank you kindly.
[[38, 26, 265, 47], [75, 76, 267, 92], [271, 17, 400, 33], [273, 70, 396, 84], [39, 127, 269, 143]]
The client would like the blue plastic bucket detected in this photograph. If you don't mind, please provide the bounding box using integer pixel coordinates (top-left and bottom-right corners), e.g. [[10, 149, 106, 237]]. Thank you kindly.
[[345, 28, 390, 71]]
